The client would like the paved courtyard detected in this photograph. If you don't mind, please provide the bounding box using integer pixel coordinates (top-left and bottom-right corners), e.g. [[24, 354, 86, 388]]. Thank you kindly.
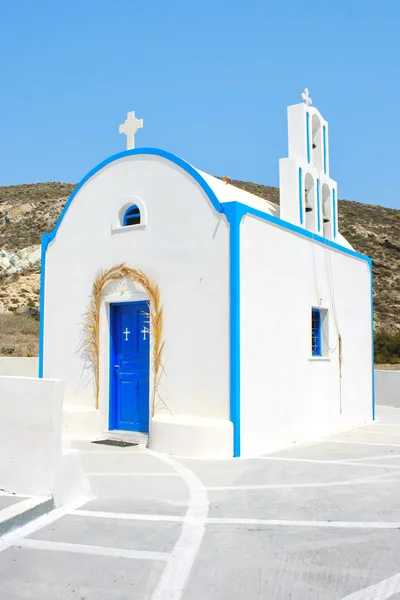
[[1, 405, 400, 599]]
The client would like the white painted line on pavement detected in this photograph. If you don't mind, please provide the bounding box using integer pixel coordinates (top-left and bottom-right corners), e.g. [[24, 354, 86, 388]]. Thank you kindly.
[[71, 509, 400, 530], [206, 477, 399, 491], [341, 571, 400, 599], [16, 538, 170, 561], [206, 517, 400, 529], [86, 472, 179, 477], [149, 453, 209, 600], [340, 453, 400, 463], [73, 509, 184, 522], [326, 440, 400, 448], [353, 430, 400, 436], [258, 456, 400, 469], [0, 496, 91, 552]]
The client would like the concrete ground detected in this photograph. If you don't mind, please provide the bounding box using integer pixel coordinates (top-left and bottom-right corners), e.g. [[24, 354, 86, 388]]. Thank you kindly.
[[1, 406, 400, 599], [0, 494, 53, 536]]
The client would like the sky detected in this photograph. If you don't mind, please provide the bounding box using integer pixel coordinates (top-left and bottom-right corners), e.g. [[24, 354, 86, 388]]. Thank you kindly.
[[0, 0, 399, 209]]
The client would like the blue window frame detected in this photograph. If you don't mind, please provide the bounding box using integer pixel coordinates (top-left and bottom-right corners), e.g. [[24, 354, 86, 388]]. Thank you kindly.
[[312, 308, 322, 356], [123, 205, 141, 226]]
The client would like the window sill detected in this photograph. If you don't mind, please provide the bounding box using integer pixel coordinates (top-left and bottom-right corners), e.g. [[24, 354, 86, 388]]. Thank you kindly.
[[111, 224, 146, 235], [309, 356, 330, 362]]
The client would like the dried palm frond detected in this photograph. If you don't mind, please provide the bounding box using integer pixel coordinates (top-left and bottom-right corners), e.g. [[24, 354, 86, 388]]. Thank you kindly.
[[83, 264, 164, 415]]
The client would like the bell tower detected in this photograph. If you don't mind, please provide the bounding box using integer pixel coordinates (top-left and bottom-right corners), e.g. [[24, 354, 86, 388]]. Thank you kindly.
[[279, 89, 338, 240]]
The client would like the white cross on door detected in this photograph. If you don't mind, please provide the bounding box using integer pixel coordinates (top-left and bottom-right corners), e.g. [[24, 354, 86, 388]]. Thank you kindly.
[[141, 313, 150, 341], [123, 327, 130, 341]]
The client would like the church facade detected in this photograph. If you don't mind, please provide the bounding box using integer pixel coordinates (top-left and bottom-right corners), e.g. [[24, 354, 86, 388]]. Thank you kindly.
[[39, 93, 374, 457]]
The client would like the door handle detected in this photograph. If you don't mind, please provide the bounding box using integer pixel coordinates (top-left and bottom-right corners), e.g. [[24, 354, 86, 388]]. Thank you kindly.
[[114, 365, 120, 369]]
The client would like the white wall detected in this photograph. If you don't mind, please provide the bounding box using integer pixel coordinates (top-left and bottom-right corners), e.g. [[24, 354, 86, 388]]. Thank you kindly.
[[375, 370, 400, 408], [0, 357, 38, 377], [240, 214, 372, 456], [0, 376, 63, 498], [0, 376, 90, 504], [43, 155, 230, 428]]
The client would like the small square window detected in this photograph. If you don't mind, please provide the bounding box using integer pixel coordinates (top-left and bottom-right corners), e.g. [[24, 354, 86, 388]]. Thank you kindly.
[[311, 308, 322, 356]]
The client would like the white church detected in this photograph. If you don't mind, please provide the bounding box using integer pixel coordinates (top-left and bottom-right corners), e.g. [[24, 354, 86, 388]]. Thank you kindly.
[[39, 91, 374, 458]]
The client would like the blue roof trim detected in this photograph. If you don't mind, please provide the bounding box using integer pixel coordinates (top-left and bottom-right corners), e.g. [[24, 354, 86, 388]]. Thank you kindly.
[[222, 203, 242, 457], [221, 201, 372, 268], [370, 262, 375, 420], [49, 148, 223, 243], [38, 233, 52, 378]]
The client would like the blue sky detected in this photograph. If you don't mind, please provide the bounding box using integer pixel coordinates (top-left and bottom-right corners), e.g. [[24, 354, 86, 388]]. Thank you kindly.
[[0, 0, 399, 209]]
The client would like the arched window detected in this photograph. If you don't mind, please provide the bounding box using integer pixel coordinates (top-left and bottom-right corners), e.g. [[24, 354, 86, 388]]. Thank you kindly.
[[123, 205, 141, 227], [322, 184, 333, 239], [311, 114, 323, 172], [304, 173, 317, 233]]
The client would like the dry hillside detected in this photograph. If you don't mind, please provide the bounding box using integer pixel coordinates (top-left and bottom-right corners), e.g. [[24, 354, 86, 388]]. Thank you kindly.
[[0, 181, 399, 358]]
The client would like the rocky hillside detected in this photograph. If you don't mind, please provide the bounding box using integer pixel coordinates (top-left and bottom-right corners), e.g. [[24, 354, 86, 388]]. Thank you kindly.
[[0, 181, 399, 356]]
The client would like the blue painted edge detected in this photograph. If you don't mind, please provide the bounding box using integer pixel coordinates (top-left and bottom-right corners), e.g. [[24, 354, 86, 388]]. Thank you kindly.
[[371, 261, 375, 420], [323, 125, 327, 174], [299, 167, 303, 225], [223, 200, 371, 265], [109, 303, 116, 430], [38, 233, 52, 378], [306, 112, 311, 164], [221, 202, 242, 458], [333, 188, 337, 238], [317, 179, 321, 232], [51, 148, 222, 241]]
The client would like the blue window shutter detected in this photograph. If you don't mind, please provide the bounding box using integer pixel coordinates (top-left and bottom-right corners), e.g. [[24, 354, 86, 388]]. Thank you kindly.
[[123, 205, 141, 226], [311, 308, 322, 356]]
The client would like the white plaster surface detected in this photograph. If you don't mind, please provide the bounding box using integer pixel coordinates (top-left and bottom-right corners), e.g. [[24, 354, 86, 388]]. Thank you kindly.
[[240, 213, 373, 456], [62, 405, 100, 441], [149, 414, 233, 458], [43, 155, 231, 427], [0, 357, 38, 377], [0, 376, 90, 506], [196, 169, 279, 216], [375, 370, 400, 408]]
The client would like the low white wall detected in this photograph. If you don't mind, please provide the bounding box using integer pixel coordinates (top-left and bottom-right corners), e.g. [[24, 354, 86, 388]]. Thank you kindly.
[[0, 376, 90, 505], [0, 357, 38, 377], [375, 370, 400, 408]]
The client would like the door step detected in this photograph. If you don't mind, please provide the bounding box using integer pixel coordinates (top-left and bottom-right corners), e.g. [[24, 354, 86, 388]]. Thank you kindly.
[[101, 430, 149, 446], [92, 439, 138, 448]]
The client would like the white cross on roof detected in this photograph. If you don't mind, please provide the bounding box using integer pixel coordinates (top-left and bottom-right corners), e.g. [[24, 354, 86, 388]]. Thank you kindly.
[[119, 111, 143, 150], [301, 88, 312, 106]]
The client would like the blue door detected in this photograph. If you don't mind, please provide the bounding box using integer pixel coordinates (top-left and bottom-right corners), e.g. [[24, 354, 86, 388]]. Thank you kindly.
[[110, 302, 150, 432]]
